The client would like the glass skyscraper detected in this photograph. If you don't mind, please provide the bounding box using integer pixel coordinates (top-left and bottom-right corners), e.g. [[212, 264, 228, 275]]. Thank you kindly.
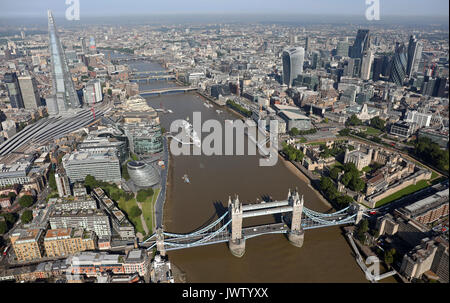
[[389, 43, 408, 86], [282, 47, 305, 87], [350, 29, 370, 59], [47, 10, 80, 115], [406, 35, 423, 78]]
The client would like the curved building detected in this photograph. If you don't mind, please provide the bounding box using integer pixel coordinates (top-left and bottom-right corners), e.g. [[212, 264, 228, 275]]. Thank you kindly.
[[282, 47, 305, 87], [389, 43, 407, 86], [127, 161, 160, 188]]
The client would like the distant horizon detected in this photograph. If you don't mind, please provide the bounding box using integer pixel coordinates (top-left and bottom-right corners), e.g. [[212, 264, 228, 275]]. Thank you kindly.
[[1, 0, 448, 18]]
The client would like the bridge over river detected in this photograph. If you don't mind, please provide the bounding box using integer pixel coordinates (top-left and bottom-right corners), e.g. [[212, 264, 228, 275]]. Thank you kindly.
[[140, 189, 365, 257]]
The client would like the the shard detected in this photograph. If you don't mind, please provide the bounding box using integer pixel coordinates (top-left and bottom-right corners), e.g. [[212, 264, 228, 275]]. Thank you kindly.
[[47, 10, 80, 116]]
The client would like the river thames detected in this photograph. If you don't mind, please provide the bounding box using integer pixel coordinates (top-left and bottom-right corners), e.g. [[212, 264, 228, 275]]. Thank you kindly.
[[127, 58, 395, 283]]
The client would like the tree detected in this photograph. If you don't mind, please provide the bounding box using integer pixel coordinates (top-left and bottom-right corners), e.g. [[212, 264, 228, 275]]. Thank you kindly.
[[129, 206, 142, 218], [136, 190, 148, 202], [338, 128, 351, 136], [346, 114, 362, 126], [121, 164, 130, 181], [370, 116, 386, 131], [107, 89, 112, 96], [84, 175, 98, 190], [384, 248, 396, 267], [7, 192, 16, 200], [19, 195, 34, 208], [0, 221, 7, 234], [336, 195, 353, 207], [357, 218, 369, 242], [48, 172, 57, 191], [289, 128, 300, 137], [349, 177, 365, 192], [21, 210, 33, 224], [329, 167, 342, 181], [341, 172, 353, 187], [110, 192, 120, 201]]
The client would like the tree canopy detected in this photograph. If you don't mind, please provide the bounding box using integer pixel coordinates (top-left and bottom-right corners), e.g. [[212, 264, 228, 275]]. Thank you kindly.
[[370, 116, 386, 131], [21, 210, 33, 224], [129, 206, 142, 218], [346, 114, 362, 126], [19, 195, 34, 208]]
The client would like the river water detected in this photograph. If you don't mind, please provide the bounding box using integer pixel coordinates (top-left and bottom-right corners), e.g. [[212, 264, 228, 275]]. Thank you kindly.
[[127, 60, 396, 283]]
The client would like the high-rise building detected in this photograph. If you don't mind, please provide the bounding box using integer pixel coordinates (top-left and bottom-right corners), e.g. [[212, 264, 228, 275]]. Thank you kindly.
[[389, 43, 408, 86], [406, 35, 423, 78], [372, 57, 384, 81], [282, 47, 305, 87], [433, 77, 448, 97], [47, 10, 80, 116], [55, 172, 71, 197], [62, 149, 121, 183], [83, 79, 103, 105], [336, 40, 349, 57], [80, 37, 87, 53], [89, 36, 97, 54], [305, 36, 311, 52], [18, 75, 41, 109], [361, 50, 374, 80], [4, 72, 24, 108], [350, 29, 370, 59]]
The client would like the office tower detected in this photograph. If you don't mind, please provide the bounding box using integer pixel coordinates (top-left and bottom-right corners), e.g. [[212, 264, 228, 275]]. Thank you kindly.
[[421, 77, 436, 96], [21, 31, 25, 39], [282, 47, 305, 87], [433, 77, 447, 97], [18, 75, 41, 109], [89, 36, 97, 54], [4, 72, 24, 108], [311, 51, 320, 69], [305, 36, 311, 52], [62, 150, 121, 183], [83, 79, 103, 105], [406, 35, 423, 78], [361, 50, 374, 80], [381, 55, 392, 78], [80, 37, 87, 53], [350, 29, 370, 59], [336, 40, 349, 57], [372, 57, 383, 81], [47, 10, 80, 116], [389, 43, 407, 86], [55, 172, 71, 197]]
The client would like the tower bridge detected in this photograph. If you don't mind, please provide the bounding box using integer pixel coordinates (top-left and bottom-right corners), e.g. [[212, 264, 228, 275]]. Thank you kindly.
[[140, 189, 364, 257]]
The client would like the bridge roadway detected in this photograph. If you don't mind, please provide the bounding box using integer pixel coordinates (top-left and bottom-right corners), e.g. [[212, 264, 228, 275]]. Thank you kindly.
[[141, 210, 354, 251], [140, 87, 198, 96], [130, 75, 176, 82]]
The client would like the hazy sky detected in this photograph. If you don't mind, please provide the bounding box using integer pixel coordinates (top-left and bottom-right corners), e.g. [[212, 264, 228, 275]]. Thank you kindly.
[[1, 0, 449, 17]]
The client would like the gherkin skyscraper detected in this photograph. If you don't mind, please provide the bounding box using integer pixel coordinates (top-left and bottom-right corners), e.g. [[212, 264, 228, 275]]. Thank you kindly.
[[47, 10, 80, 116], [389, 43, 408, 86]]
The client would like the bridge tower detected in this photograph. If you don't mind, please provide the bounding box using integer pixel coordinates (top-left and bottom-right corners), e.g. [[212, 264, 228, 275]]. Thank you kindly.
[[228, 195, 246, 257], [287, 189, 305, 247], [351, 202, 365, 225], [156, 228, 166, 257]]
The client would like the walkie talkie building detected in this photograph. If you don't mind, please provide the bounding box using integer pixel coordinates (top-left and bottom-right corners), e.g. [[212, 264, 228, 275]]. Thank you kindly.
[[47, 10, 80, 116]]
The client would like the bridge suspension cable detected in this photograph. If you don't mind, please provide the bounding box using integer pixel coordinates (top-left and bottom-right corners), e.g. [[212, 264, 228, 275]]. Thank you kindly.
[[164, 220, 232, 248], [303, 206, 350, 218], [162, 211, 229, 238]]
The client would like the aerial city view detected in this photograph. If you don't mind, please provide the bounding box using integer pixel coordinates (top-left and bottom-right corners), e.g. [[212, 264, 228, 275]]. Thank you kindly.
[[0, 0, 448, 290]]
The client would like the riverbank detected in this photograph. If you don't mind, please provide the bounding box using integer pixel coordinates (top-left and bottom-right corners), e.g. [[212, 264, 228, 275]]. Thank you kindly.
[[280, 156, 333, 209]]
